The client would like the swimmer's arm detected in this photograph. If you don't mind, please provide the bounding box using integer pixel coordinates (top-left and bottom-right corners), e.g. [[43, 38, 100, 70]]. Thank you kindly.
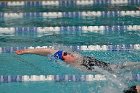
[[16, 48, 57, 56]]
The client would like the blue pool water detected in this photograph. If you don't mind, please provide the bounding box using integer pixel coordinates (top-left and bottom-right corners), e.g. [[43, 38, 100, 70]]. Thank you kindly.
[[0, 1, 140, 93]]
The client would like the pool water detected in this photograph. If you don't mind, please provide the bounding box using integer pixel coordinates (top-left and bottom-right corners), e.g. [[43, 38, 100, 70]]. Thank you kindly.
[[0, 1, 140, 93]]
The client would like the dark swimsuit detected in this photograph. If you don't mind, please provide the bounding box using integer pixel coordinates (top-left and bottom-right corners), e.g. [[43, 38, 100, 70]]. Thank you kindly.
[[82, 56, 112, 71]]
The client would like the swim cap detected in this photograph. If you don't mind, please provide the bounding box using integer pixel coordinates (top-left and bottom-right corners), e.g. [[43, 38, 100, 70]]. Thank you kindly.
[[54, 50, 63, 60]]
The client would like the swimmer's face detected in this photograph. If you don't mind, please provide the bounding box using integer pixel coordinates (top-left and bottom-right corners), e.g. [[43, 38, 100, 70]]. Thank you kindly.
[[62, 52, 76, 63]]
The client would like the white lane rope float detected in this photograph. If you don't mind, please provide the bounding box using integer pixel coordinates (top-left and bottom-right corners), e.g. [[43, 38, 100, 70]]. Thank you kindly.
[[0, 0, 139, 7], [0, 44, 140, 54], [1, 11, 140, 18], [0, 74, 139, 83], [0, 25, 139, 36]]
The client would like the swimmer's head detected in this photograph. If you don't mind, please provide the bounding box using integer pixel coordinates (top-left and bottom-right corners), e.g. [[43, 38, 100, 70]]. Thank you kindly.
[[54, 50, 63, 60]]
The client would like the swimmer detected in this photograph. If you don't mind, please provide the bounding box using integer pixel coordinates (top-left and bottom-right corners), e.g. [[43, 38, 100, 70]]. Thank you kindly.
[[123, 85, 140, 93], [15, 48, 140, 72]]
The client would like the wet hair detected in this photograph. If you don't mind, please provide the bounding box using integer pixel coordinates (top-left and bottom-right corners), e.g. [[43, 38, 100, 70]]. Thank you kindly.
[[123, 86, 137, 93]]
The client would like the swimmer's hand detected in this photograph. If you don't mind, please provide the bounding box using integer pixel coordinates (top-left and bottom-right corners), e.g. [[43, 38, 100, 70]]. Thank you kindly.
[[16, 50, 26, 55]]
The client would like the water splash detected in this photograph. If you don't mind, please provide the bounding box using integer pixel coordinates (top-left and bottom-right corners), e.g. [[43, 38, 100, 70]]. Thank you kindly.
[[101, 86, 121, 93], [93, 66, 128, 92]]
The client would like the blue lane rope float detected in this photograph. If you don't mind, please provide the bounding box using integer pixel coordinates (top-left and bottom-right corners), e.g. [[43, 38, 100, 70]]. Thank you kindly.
[[0, 25, 139, 36], [0, 44, 140, 53], [0, 0, 140, 7], [0, 74, 139, 83], [1, 11, 140, 18]]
